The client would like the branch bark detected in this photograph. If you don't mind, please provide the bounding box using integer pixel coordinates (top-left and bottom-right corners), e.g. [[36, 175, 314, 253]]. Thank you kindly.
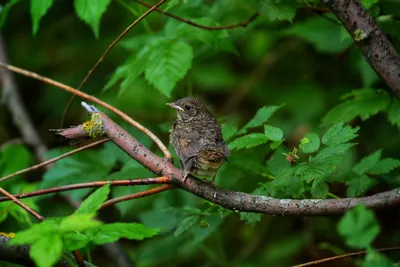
[[322, 0, 400, 99], [55, 105, 400, 216]]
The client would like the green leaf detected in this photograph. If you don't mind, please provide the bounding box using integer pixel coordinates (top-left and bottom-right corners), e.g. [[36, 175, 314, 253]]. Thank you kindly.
[[0, 0, 20, 28], [144, 40, 193, 97], [362, 249, 394, 267], [10, 220, 58, 245], [240, 105, 284, 133], [321, 89, 391, 126], [30, 234, 63, 267], [75, 184, 110, 215], [311, 181, 329, 199], [361, 0, 378, 9], [346, 174, 377, 197], [91, 223, 159, 244], [0, 143, 33, 178], [353, 150, 400, 175], [310, 143, 354, 168], [30, 0, 54, 34], [300, 132, 320, 153], [59, 213, 100, 232], [264, 125, 283, 141], [353, 150, 382, 175], [388, 99, 400, 129], [296, 162, 326, 183], [263, 0, 298, 22], [221, 123, 238, 141], [322, 123, 359, 146], [228, 133, 268, 150], [367, 158, 400, 175], [74, 0, 111, 38], [337, 204, 380, 248], [175, 216, 199, 236]]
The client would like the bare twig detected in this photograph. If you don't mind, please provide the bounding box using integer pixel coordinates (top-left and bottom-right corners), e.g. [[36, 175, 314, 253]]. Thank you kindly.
[[0, 187, 44, 221], [323, 0, 400, 99], [0, 139, 109, 184], [292, 246, 400, 267], [101, 184, 173, 208], [135, 0, 259, 30], [0, 62, 171, 159], [0, 177, 171, 202], [61, 0, 167, 138]]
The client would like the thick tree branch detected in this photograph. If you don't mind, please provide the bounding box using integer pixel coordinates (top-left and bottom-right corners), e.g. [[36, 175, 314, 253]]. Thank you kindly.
[[54, 105, 400, 216], [0, 235, 95, 267], [322, 0, 400, 99]]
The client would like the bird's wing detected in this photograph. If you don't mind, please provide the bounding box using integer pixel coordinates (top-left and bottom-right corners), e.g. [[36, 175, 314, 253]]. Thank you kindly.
[[172, 134, 203, 173]]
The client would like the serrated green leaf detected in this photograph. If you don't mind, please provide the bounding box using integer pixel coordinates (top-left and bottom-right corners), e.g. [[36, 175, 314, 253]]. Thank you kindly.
[[91, 222, 159, 244], [75, 184, 110, 215], [322, 123, 359, 146], [300, 132, 320, 153], [175, 216, 199, 236], [296, 162, 326, 183], [10, 219, 58, 245], [228, 133, 268, 150], [337, 203, 380, 248], [362, 249, 394, 267], [144, 40, 193, 97], [240, 105, 284, 133], [264, 125, 283, 141], [30, 0, 54, 34], [221, 123, 238, 141], [59, 213, 100, 232], [74, 0, 111, 38], [367, 158, 400, 175], [346, 174, 377, 197], [30, 234, 63, 267], [270, 140, 284, 150], [321, 89, 391, 126], [263, 0, 298, 22], [310, 143, 354, 167], [311, 181, 329, 199], [388, 99, 400, 128], [353, 150, 382, 174]]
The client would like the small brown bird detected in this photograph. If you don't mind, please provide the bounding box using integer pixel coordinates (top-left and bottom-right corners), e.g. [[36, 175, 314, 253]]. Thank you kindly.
[[167, 97, 230, 183]]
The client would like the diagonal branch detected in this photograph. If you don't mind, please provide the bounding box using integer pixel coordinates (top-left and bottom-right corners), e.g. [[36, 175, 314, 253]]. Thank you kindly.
[[51, 105, 400, 216], [0, 187, 44, 221], [0, 177, 171, 202], [0, 62, 171, 159], [322, 0, 400, 99]]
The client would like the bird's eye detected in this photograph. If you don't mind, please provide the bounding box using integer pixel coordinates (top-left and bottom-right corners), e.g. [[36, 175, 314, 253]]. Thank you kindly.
[[184, 105, 191, 110]]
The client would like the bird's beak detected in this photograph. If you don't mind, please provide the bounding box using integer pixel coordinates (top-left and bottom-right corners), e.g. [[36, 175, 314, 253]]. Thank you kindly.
[[166, 102, 184, 112]]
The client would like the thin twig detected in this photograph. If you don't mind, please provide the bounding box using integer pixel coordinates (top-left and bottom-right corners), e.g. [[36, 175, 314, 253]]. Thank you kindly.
[[292, 246, 400, 267], [0, 177, 171, 202], [0, 139, 109, 184], [0, 187, 44, 221], [135, 0, 259, 30], [0, 62, 171, 159], [61, 0, 167, 130], [101, 184, 173, 208]]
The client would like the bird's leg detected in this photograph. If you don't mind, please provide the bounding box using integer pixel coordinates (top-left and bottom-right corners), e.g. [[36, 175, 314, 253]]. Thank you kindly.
[[182, 172, 190, 183]]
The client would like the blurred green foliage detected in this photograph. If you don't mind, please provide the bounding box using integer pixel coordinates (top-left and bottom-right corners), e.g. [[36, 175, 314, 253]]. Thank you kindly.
[[1, 0, 400, 266]]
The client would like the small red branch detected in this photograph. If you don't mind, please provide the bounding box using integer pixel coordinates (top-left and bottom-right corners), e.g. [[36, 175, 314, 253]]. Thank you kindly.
[[0, 177, 171, 202], [101, 184, 173, 208]]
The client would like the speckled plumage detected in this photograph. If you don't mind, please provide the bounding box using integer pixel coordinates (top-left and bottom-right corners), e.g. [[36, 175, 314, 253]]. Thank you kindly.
[[167, 97, 230, 181]]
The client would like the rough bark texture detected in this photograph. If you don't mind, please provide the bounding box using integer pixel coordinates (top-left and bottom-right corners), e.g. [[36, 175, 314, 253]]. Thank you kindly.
[[323, 0, 400, 98]]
